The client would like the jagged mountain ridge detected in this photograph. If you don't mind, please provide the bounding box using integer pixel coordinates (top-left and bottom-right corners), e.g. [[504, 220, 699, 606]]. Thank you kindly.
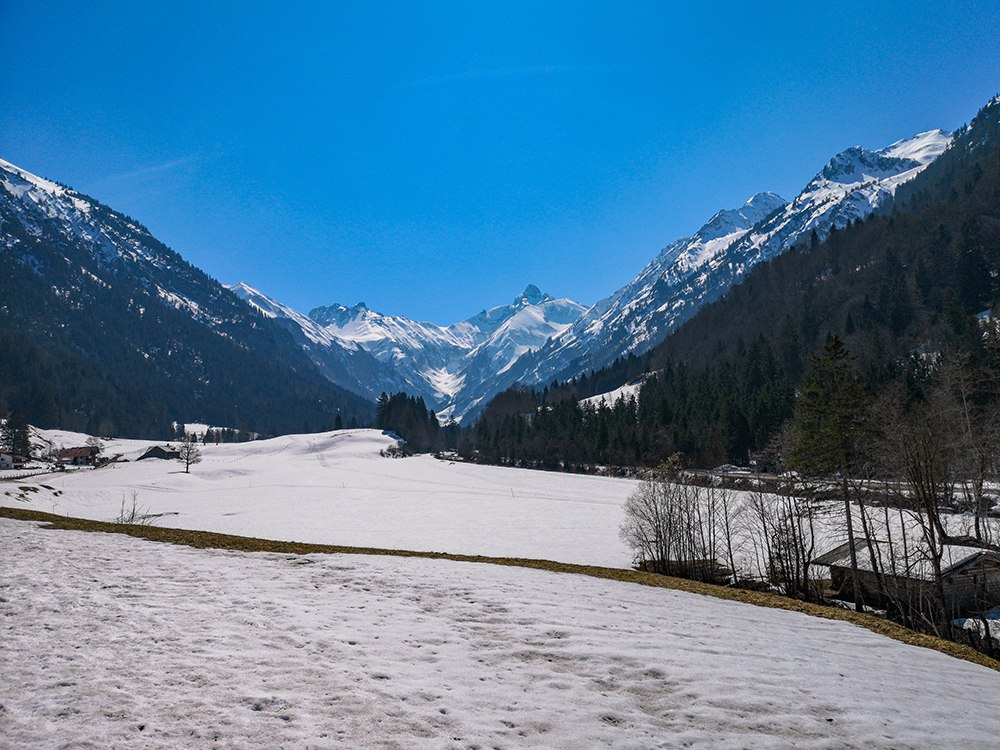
[[0, 123, 957, 429], [0, 158, 373, 436], [646, 93, 1000, 390], [233, 282, 587, 418], [508, 129, 953, 391], [231, 129, 952, 421], [226, 282, 416, 405]]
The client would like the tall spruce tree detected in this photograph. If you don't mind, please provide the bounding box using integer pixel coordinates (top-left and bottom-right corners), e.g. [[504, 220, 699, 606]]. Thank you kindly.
[[788, 336, 876, 611], [1, 411, 31, 458], [375, 393, 389, 430]]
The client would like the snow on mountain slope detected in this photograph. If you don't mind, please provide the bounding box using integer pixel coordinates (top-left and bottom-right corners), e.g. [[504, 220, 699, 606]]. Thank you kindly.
[[231, 129, 949, 420], [0, 157, 374, 431], [229, 281, 424, 403], [230, 281, 342, 348], [474, 295, 587, 375], [2, 125, 953, 426], [244, 283, 586, 416], [1, 158, 216, 328], [308, 283, 582, 360], [516, 130, 952, 388], [580, 379, 646, 409], [0, 158, 304, 342]]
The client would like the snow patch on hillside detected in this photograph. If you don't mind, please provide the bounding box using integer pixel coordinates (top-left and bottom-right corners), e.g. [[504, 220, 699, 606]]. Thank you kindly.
[[580, 381, 644, 409]]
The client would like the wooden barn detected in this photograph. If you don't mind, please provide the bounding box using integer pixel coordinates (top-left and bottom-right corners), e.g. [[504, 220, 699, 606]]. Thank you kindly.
[[58, 446, 100, 466], [138, 445, 181, 461], [814, 538, 1000, 619]]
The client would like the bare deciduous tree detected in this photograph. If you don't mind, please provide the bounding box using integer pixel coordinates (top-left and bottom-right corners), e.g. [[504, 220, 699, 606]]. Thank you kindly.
[[620, 456, 740, 584], [180, 433, 202, 474]]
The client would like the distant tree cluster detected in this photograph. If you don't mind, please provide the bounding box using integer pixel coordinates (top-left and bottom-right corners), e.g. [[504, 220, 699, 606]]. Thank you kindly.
[[374, 392, 458, 453], [465, 334, 794, 470]]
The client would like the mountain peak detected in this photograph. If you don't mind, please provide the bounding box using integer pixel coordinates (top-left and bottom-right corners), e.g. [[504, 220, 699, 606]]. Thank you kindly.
[[806, 130, 952, 195], [513, 284, 550, 307], [877, 129, 953, 166], [696, 192, 786, 242], [744, 191, 786, 214], [229, 281, 257, 296]]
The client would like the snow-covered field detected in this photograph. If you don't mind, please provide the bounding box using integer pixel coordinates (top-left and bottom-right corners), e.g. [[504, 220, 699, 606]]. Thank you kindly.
[[6, 427, 1000, 748], [3, 428, 640, 568], [4, 517, 1000, 749]]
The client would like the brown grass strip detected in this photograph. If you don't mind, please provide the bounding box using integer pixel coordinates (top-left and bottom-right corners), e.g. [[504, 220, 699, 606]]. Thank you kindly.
[[4, 505, 999, 673]]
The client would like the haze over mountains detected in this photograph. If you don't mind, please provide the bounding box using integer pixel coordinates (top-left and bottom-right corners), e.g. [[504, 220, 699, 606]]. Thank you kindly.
[[0, 118, 960, 431]]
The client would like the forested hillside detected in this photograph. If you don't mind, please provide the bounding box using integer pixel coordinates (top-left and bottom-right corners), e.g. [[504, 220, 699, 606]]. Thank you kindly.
[[464, 96, 1000, 469], [0, 164, 373, 438]]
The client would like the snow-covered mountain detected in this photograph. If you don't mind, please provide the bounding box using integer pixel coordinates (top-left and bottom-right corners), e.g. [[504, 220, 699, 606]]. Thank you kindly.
[[511, 129, 953, 388], [0, 158, 373, 434], [0, 125, 956, 428], [0, 159, 215, 322], [231, 129, 952, 420], [233, 282, 587, 418]]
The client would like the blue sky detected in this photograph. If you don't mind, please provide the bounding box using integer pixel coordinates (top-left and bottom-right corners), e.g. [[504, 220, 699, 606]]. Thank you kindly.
[[4, 1, 1000, 324]]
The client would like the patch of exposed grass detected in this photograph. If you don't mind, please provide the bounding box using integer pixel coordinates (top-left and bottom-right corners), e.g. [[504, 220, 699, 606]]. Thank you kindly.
[[3, 505, 998, 673]]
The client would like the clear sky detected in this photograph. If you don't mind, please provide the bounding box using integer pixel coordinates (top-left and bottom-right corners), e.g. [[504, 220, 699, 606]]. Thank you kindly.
[[4, 2, 999, 325]]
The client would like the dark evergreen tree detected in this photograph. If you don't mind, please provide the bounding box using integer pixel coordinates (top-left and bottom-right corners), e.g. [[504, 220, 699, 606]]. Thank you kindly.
[[788, 337, 874, 475], [1, 410, 31, 457], [375, 393, 390, 429], [788, 337, 877, 612]]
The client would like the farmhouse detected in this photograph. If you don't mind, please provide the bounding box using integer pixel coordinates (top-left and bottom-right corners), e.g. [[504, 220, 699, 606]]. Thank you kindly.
[[58, 446, 99, 466], [138, 445, 182, 461], [0, 451, 28, 470], [814, 538, 1000, 619]]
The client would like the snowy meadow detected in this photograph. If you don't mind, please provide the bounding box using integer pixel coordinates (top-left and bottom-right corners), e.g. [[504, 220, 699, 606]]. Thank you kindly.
[[5, 428, 638, 567], [4, 429, 1000, 748], [5, 518, 1000, 749]]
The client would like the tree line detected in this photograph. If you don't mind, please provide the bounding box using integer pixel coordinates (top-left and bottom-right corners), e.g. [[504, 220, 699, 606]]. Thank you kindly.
[[463, 334, 795, 470], [374, 392, 459, 454], [617, 331, 1000, 656]]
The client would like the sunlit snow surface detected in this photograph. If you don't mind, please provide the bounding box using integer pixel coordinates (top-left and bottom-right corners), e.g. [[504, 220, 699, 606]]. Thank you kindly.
[[3, 518, 1000, 749], [580, 381, 644, 409], [7, 428, 639, 568], [5, 430, 1000, 747]]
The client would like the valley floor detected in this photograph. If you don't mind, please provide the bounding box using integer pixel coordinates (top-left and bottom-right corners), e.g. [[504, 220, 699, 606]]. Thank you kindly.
[[3, 428, 639, 568], [5, 428, 1000, 747], [4, 517, 1000, 749]]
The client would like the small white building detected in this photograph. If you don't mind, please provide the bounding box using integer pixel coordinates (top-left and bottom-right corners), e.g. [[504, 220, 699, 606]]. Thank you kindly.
[[0, 451, 28, 470]]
